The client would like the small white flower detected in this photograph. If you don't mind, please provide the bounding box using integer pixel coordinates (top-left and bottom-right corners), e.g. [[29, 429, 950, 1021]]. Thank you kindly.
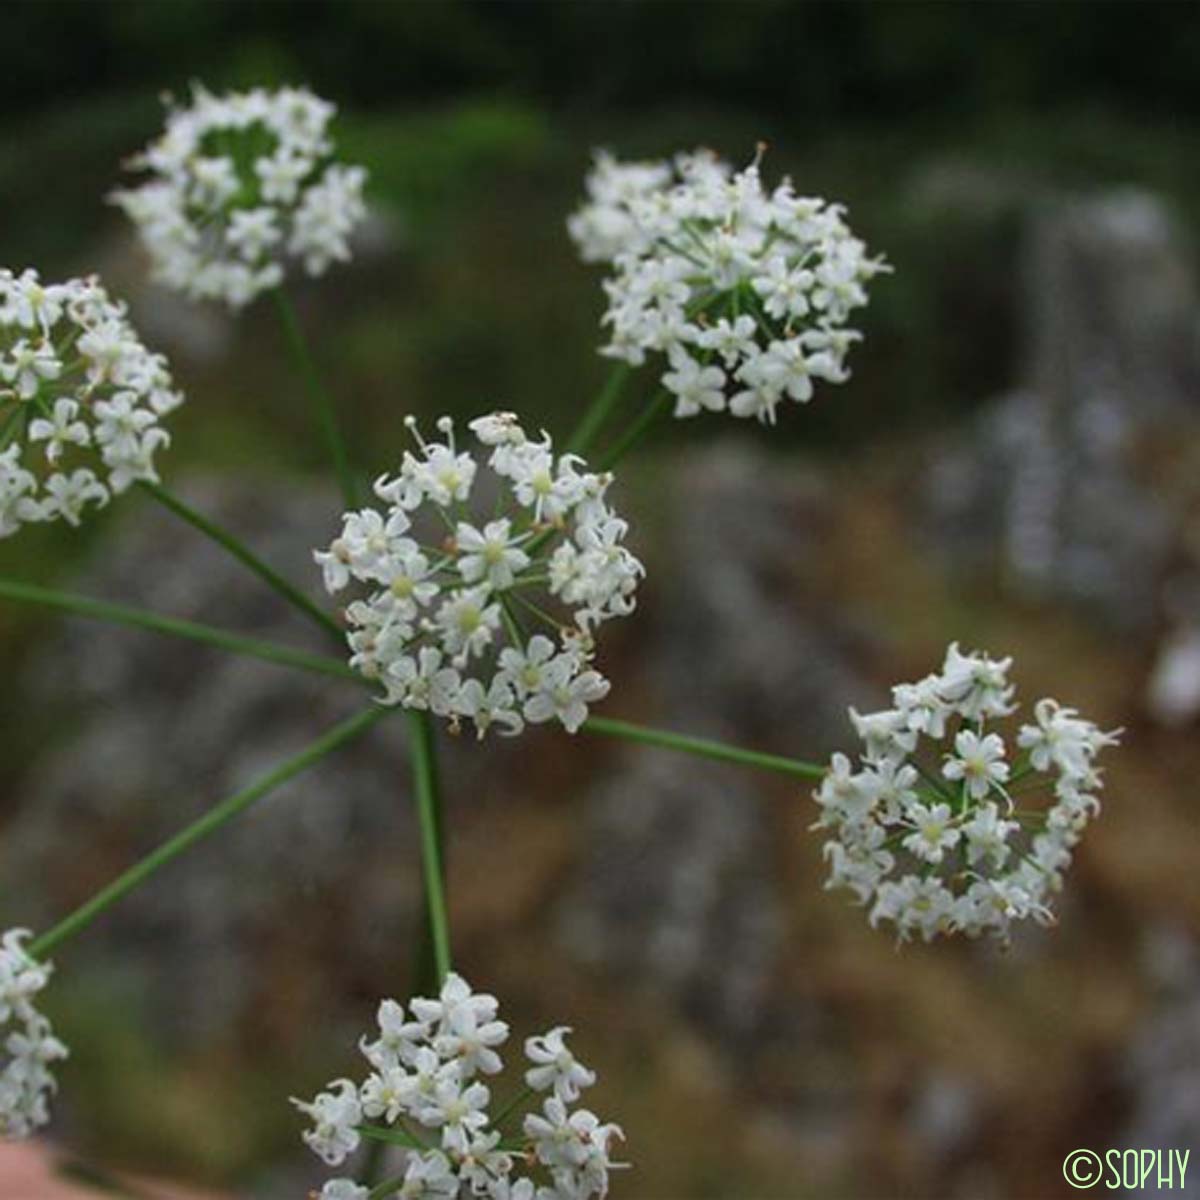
[[523, 657, 610, 734], [662, 347, 726, 418], [962, 802, 1018, 869], [939, 642, 1016, 720], [525, 1027, 596, 1103], [943, 730, 1009, 801], [434, 585, 502, 663], [317, 1181, 369, 1200], [456, 518, 530, 589], [902, 802, 960, 865], [291, 1078, 362, 1167], [27, 398, 90, 463], [396, 1151, 459, 1199], [385, 647, 462, 715]]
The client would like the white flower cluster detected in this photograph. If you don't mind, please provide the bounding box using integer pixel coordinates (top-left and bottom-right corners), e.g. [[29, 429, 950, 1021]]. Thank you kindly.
[[0, 269, 183, 539], [111, 85, 368, 308], [568, 148, 887, 425], [315, 413, 642, 738], [0, 930, 67, 1139], [297, 973, 625, 1200], [813, 643, 1122, 943]]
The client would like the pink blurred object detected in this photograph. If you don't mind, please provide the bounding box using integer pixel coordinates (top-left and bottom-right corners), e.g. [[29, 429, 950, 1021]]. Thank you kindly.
[[0, 1141, 230, 1199]]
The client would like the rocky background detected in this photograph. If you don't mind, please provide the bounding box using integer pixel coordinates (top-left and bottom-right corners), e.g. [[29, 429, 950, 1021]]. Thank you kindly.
[[3, 5, 1200, 1198]]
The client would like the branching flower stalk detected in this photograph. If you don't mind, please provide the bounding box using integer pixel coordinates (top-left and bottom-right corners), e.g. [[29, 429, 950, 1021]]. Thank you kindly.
[[138, 477, 344, 644], [28, 706, 388, 961], [2, 86, 1124, 1200], [1, 706, 388, 1138], [0, 576, 355, 680]]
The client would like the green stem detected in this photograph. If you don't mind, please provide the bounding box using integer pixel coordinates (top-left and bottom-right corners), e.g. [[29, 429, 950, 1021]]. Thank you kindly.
[[409, 711, 451, 984], [358, 1139, 389, 1192], [138, 479, 342, 645], [492, 1083, 534, 1128], [0, 402, 26, 447], [0, 577, 355, 682], [581, 715, 827, 780], [597, 387, 671, 469], [28, 707, 388, 959], [0, 579, 839, 796], [368, 1176, 409, 1200], [567, 363, 631, 455], [358, 1123, 429, 1151], [270, 286, 359, 508]]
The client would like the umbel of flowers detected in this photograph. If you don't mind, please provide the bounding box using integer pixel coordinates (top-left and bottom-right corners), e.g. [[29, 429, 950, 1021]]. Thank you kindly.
[[568, 148, 888, 424], [315, 412, 643, 738], [0, 930, 67, 1138], [813, 643, 1122, 943], [0, 269, 183, 539], [111, 85, 368, 309], [296, 973, 625, 1200]]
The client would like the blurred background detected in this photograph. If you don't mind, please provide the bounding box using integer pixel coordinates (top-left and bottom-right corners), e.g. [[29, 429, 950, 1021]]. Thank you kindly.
[[2, 2, 1200, 1197]]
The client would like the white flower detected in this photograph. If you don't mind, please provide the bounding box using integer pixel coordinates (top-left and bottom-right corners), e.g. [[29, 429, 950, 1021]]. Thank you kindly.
[[939, 642, 1016, 720], [0, 930, 67, 1139], [40, 469, 109, 526], [814, 644, 1120, 942], [384, 647, 461, 715], [300, 975, 623, 1199], [1017, 698, 1122, 777], [902, 802, 960, 864], [291, 1078, 362, 1166], [942, 730, 1009, 801], [410, 972, 500, 1033], [525, 1096, 625, 1194], [570, 147, 887, 425], [523, 657, 610, 734], [433, 1000, 509, 1077], [662, 347, 726, 418], [457, 519, 530, 589], [112, 84, 368, 309], [25, 398, 87, 463], [433, 585, 502, 663], [363, 1000, 429, 1069], [962, 802, 1018, 869], [318, 1180, 369, 1200], [2, 339, 61, 399], [397, 1151, 459, 1199], [314, 414, 641, 738], [525, 1027, 596, 1103], [0, 269, 182, 538]]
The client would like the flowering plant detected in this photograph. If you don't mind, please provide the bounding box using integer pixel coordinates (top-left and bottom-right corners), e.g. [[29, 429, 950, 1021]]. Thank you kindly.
[[297, 974, 623, 1200], [112, 85, 368, 308], [316, 413, 642, 737], [569, 148, 888, 424], [0, 269, 182, 537], [814, 644, 1121, 942], [0, 78, 1123, 1200]]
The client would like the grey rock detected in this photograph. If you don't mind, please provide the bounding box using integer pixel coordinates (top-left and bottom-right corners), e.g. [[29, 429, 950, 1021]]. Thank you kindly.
[[925, 189, 1200, 631]]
